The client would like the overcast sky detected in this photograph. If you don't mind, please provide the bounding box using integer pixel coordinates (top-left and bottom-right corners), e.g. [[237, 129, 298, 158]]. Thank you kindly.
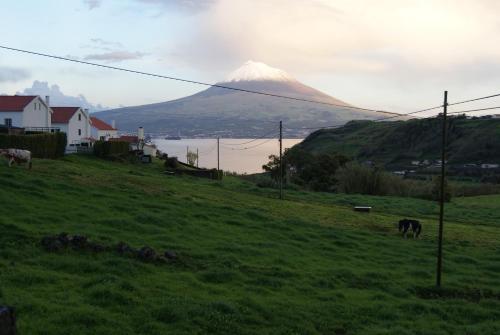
[[1, 0, 500, 114]]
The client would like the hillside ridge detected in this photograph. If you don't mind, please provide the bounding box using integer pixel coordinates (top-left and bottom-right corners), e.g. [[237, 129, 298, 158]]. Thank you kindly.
[[294, 117, 500, 167]]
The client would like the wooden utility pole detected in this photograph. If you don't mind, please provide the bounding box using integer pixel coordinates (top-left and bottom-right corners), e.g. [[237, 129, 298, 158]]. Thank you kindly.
[[196, 148, 199, 168], [436, 90, 448, 287], [186, 146, 189, 164], [279, 120, 283, 200], [217, 137, 220, 172]]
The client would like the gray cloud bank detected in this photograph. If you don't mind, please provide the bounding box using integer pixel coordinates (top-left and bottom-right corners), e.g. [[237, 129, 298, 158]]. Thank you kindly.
[[17, 81, 109, 112], [83, 0, 214, 12], [0, 66, 30, 83], [83, 0, 102, 10], [83, 51, 147, 62]]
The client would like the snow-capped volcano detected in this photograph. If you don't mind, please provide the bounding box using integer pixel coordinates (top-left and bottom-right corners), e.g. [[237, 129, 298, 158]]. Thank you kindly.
[[224, 61, 295, 83], [94, 61, 390, 137]]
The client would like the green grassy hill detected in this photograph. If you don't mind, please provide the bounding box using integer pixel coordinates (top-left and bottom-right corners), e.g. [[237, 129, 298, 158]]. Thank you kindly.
[[1, 156, 500, 334], [295, 117, 500, 167]]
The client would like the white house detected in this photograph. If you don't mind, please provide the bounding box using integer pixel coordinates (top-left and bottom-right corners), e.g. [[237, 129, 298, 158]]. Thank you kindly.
[[90, 117, 118, 141], [481, 163, 499, 169], [0, 95, 53, 130], [51, 107, 92, 148]]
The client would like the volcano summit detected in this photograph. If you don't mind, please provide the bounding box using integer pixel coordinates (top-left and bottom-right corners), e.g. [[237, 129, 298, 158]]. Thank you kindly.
[[93, 61, 384, 137]]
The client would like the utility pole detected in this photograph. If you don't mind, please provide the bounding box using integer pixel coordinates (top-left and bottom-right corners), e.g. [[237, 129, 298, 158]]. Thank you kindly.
[[186, 146, 189, 164], [279, 120, 283, 200], [436, 90, 448, 288], [196, 148, 199, 168], [217, 137, 220, 172]]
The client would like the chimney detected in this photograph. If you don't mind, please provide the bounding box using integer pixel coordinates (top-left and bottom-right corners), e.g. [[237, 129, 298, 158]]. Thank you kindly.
[[111, 120, 116, 129], [45, 95, 50, 106], [138, 127, 144, 141]]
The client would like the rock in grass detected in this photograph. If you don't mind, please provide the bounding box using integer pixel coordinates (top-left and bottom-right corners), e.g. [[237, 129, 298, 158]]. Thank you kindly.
[[41, 236, 63, 252], [0, 306, 16, 335], [70, 235, 88, 249], [137, 246, 157, 262], [57, 232, 70, 247], [87, 242, 107, 253], [164, 250, 178, 260], [116, 242, 135, 255]]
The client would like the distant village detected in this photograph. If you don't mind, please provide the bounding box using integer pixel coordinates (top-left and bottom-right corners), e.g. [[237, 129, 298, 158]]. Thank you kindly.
[[0, 95, 155, 155], [389, 159, 500, 178]]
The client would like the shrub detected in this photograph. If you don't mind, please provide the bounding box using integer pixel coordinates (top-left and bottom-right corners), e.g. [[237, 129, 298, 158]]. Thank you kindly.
[[93, 141, 130, 158], [262, 148, 349, 191], [0, 132, 67, 159], [336, 162, 435, 199], [165, 157, 180, 169], [335, 163, 388, 195], [430, 176, 452, 202]]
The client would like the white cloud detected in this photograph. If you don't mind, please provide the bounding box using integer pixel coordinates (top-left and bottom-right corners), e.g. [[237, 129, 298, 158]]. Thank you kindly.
[[135, 0, 215, 11], [0, 67, 30, 83], [17, 81, 109, 112], [173, 0, 500, 75], [83, 51, 147, 63], [83, 0, 102, 10], [89, 38, 123, 49], [83, 0, 215, 12]]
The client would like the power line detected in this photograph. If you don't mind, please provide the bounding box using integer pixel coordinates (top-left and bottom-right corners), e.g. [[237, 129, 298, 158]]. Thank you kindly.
[[448, 106, 500, 115], [284, 104, 441, 131], [227, 137, 278, 151], [198, 143, 217, 155], [373, 104, 442, 122], [285, 123, 345, 131], [448, 93, 500, 107], [0, 45, 400, 116], [220, 128, 278, 146]]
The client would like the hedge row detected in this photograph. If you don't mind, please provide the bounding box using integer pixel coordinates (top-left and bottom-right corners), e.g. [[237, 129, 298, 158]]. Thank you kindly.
[[0, 132, 67, 159], [93, 141, 130, 158]]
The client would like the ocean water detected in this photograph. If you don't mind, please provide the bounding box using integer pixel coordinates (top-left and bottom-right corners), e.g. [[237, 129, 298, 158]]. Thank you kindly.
[[153, 138, 302, 174]]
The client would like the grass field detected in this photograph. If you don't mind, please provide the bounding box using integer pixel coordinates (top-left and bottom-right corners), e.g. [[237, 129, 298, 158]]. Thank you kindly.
[[1, 155, 500, 334]]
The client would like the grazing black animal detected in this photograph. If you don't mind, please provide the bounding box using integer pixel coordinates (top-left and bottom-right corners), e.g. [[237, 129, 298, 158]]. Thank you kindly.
[[398, 219, 422, 239]]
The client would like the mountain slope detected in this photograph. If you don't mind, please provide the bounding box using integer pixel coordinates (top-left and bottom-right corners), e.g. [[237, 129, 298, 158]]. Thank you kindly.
[[93, 61, 389, 137], [293, 116, 500, 167]]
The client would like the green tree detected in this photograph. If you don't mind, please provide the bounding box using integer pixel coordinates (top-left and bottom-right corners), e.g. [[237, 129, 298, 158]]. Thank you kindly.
[[431, 175, 452, 202], [187, 151, 198, 166]]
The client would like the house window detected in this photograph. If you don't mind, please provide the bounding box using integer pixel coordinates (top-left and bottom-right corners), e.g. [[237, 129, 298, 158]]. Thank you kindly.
[[78, 114, 82, 121], [4, 118, 12, 127], [78, 129, 82, 136]]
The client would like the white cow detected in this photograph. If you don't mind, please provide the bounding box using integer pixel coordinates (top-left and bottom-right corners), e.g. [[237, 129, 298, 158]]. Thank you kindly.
[[0, 149, 32, 169]]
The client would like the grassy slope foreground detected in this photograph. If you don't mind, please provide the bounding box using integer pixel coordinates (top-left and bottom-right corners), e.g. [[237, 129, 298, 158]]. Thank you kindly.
[[0, 155, 500, 335]]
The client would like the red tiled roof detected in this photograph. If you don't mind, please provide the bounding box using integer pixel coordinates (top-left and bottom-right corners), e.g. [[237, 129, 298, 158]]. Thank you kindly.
[[0, 95, 37, 112], [51, 107, 80, 123], [90, 117, 116, 130], [110, 135, 138, 143]]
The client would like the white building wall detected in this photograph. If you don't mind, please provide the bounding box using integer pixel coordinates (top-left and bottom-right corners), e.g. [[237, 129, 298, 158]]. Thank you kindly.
[[67, 109, 90, 145], [53, 124, 69, 137], [91, 127, 118, 140], [22, 97, 51, 128], [1, 112, 23, 127], [99, 129, 118, 140], [54, 108, 92, 146]]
